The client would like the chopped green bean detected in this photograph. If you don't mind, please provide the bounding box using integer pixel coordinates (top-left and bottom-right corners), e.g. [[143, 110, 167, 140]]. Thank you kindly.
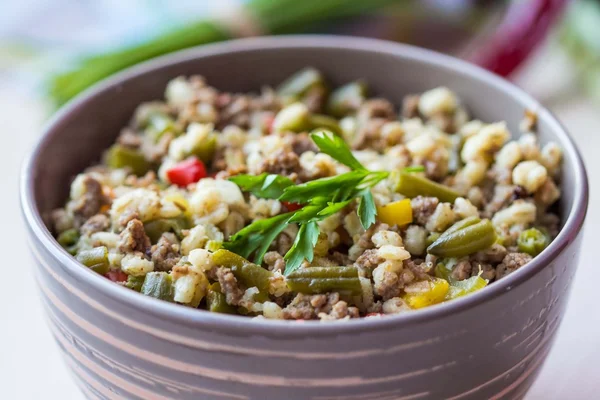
[[143, 217, 190, 243], [106, 144, 151, 176], [212, 249, 273, 299], [287, 266, 361, 294], [326, 81, 367, 117], [277, 67, 324, 102], [427, 219, 497, 258], [206, 283, 238, 314], [441, 216, 481, 237], [426, 232, 441, 247], [57, 229, 79, 255], [517, 228, 550, 256], [191, 133, 217, 163], [145, 113, 179, 142], [76, 246, 109, 275], [125, 275, 145, 292], [391, 171, 460, 203], [446, 275, 488, 300], [141, 272, 174, 302]]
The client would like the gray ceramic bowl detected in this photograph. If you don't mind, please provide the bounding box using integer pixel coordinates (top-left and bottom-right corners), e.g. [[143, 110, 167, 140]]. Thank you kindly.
[[21, 36, 588, 400]]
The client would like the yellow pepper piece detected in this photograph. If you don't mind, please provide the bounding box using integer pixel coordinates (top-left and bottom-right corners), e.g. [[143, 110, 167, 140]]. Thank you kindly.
[[377, 198, 413, 226], [164, 192, 191, 217], [403, 278, 450, 309]]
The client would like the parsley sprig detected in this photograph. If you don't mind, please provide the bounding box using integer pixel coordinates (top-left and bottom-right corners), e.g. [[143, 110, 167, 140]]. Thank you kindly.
[[224, 131, 389, 275]]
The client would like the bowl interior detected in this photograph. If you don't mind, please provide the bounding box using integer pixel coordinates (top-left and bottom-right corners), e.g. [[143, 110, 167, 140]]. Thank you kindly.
[[29, 36, 581, 278]]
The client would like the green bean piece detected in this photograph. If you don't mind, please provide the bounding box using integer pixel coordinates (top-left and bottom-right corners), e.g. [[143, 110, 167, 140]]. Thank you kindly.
[[446, 275, 488, 300], [309, 115, 342, 136], [125, 275, 145, 292], [440, 216, 481, 238], [206, 283, 238, 314], [426, 232, 441, 247], [106, 144, 151, 176], [191, 133, 217, 163], [286, 266, 362, 294], [57, 228, 80, 255], [141, 272, 174, 302], [427, 219, 497, 258], [277, 67, 324, 102], [76, 246, 109, 275], [143, 217, 190, 243], [145, 113, 179, 142], [326, 81, 367, 117], [517, 228, 550, 256], [390, 170, 460, 203], [212, 249, 273, 298]]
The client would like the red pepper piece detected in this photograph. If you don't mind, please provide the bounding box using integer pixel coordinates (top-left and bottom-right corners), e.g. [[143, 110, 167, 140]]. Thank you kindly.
[[166, 157, 207, 187], [106, 270, 128, 282], [282, 201, 303, 212]]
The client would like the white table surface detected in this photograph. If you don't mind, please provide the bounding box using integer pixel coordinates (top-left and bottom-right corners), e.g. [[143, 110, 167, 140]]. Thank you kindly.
[[1, 41, 598, 399]]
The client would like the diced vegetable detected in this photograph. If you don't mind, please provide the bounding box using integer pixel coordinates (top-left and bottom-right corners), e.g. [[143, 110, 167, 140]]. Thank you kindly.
[[427, 219, 497, 258], [286, 266, 362, 294], [272, 103, 311, 133], [426, 232, 441, 247], [282, 201, 303, 211], [143, 216, 190, 243], [145, 113, 178, 142], [391, 171, 460, 203], [57, 228, 79, 255], [106, 144, 151, 176], [206, 282, 238, 314], [76, 246, 110, 275], [327, 81, 367, 117], [166, 157, 207, 187], [105, 270, 128, 282], [446, 275, 488, 300], [141, 272, 174, 302], [125, 275, 145, 292], [212, 249, 273, 301], [517, 228, 550, 256], [191, 133, 217, 163], [376, 198, 413, 226], [277, 67, 324, 101], [403, 278, 449, 309]]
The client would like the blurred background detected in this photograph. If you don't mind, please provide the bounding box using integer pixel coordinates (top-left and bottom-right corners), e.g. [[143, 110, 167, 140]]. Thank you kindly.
[[2, 0, 599, 398]]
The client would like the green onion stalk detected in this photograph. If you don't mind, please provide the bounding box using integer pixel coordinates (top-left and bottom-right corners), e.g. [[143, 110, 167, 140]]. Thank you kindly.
[[48, 0, 401, 107]]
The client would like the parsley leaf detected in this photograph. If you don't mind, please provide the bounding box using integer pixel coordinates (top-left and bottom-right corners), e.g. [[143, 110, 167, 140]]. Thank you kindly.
[[310, 130, 365, 170], [357, 189, 377, 229], [279, 170, 368, 204], [283, 221, 320, 275], [317, 200, 353, 219], [223, 212, 292, 263], [229, 173, 294, 199]]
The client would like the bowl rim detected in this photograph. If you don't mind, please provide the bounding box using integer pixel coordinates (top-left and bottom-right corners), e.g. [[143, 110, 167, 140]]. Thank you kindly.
[[21, 35, 589, 334]]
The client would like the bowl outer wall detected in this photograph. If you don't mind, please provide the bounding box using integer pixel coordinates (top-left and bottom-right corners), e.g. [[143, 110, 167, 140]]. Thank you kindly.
[[21, 36, 588, 400]]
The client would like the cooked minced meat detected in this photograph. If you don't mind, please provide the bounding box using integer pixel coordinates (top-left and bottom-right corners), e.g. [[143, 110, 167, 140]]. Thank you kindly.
[[52, 69, 563, 320]]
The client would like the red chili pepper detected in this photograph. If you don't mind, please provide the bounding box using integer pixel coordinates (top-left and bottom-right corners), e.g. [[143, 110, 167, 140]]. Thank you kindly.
[[105, 270, 128, 282], [166, 157, 207, 187], [282, 201, 303, 212]]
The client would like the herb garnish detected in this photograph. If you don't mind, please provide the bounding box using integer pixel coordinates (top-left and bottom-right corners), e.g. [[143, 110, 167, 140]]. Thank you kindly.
[[224, 130, 392, 275]]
